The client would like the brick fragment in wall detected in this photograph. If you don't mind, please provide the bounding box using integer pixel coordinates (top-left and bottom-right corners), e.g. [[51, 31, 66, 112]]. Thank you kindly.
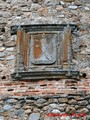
[[64, 0, 75, 2], [0, 79, 89, 96]]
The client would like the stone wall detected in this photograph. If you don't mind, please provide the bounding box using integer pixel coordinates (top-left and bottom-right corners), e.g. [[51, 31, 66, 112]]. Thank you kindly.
[[0, 94, 90, 120], [0, 0, 90, 119]]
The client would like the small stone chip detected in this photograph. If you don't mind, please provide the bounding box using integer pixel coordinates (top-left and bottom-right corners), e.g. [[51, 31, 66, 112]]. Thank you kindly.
[[64, 0, 75, 2]]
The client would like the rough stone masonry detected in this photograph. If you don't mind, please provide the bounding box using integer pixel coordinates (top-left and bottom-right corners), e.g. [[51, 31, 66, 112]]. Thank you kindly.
[[0, 0, 90, 120]]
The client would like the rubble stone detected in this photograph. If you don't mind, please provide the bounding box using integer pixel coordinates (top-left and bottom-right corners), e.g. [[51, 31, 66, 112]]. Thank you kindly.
[[79, 108, 89, 113], [78, 100, 88, 106], [0, 47, 5, 52], [66, 106, 76, 114], [68, 5, 78, 10], [58, 98, 68, 103], [3, 104, 13, 111], [29, 113, 40, 120], [0, 52, 6, 58], [4, 41, 16, 47], [51, 109, 60, 114]]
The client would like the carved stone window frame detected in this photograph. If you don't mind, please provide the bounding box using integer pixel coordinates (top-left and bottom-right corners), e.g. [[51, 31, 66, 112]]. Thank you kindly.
[[11, 24, 80, 80]]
